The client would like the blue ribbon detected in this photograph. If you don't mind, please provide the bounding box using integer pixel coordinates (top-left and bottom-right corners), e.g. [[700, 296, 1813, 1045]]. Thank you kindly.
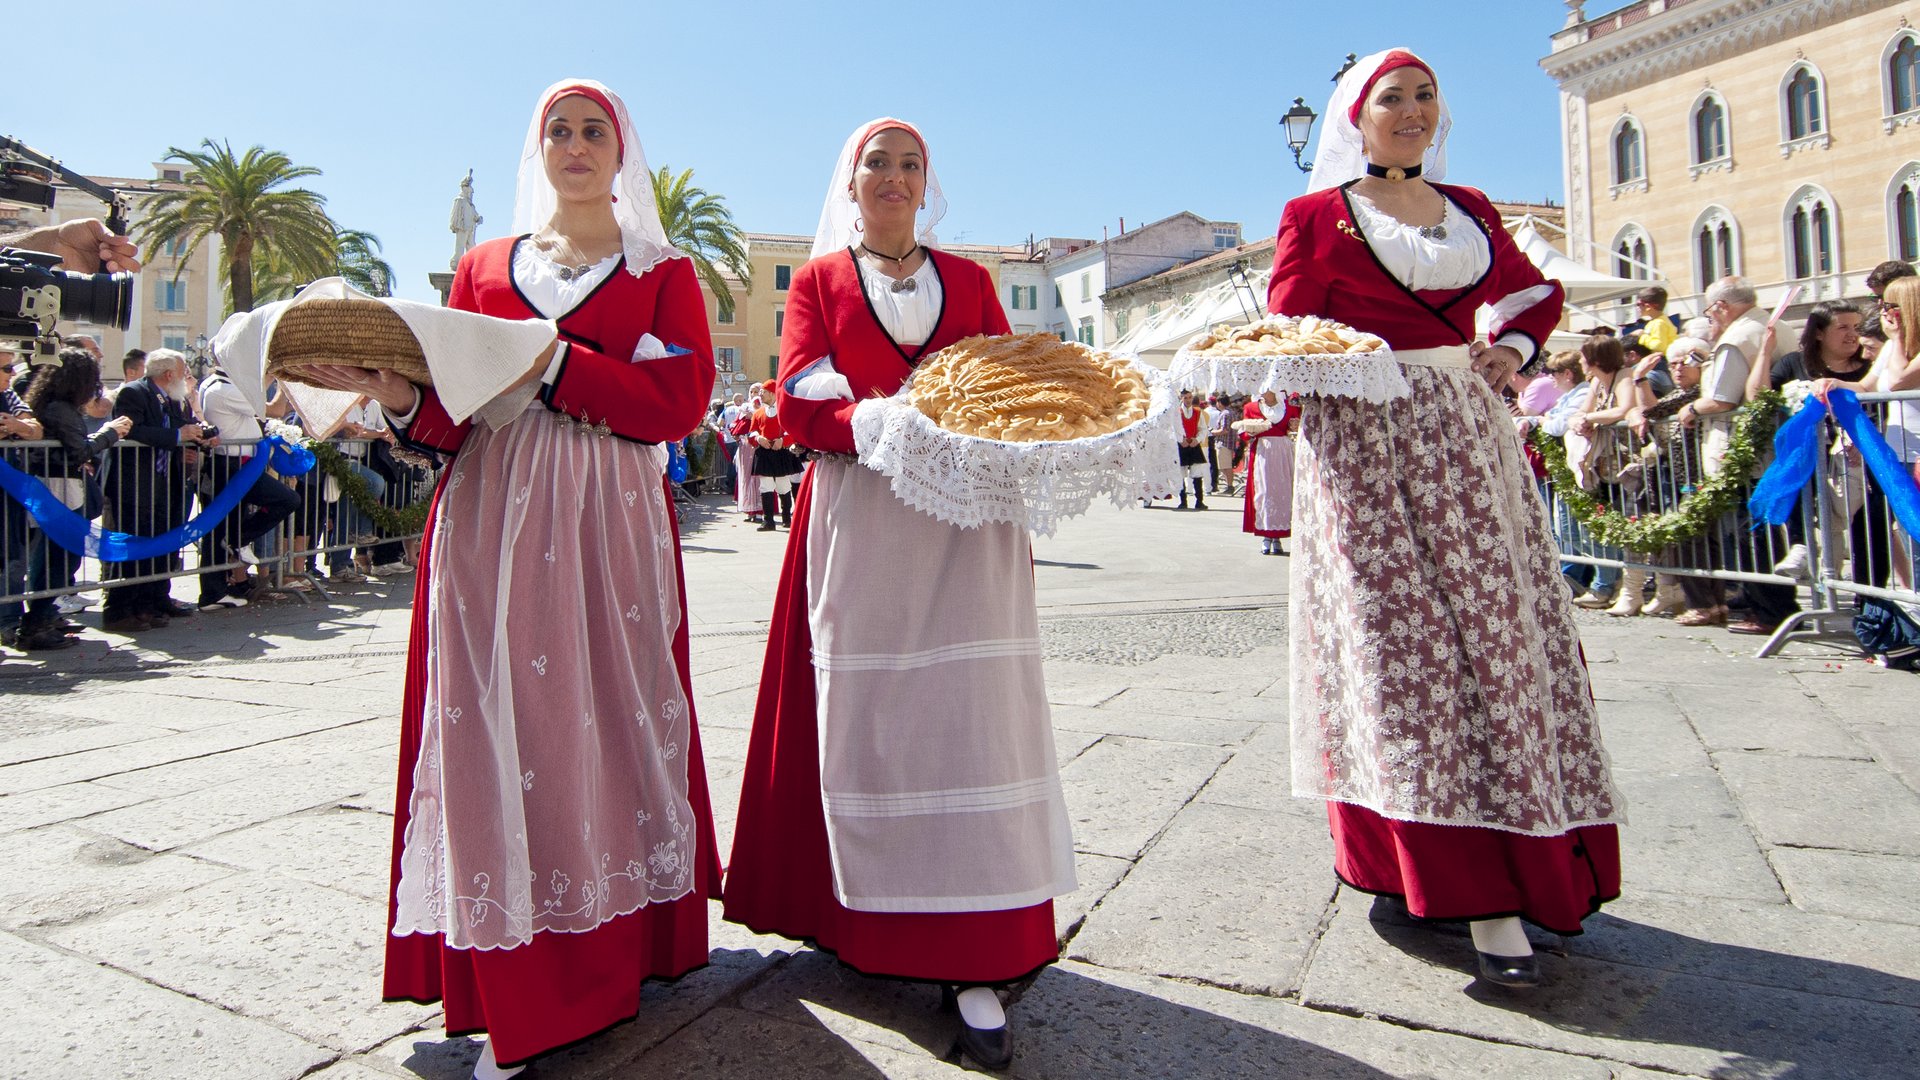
[[0, 436, 315, 561], [1749, 389, 1920, 538]]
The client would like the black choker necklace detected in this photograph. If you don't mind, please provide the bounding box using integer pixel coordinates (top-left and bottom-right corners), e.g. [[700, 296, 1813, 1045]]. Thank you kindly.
[[860, 242, 922, 293], [1365, 162, 1422, 181]]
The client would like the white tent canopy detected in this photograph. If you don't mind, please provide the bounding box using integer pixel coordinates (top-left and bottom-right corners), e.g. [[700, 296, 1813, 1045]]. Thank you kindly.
[[1509, 219, 1654, 306]]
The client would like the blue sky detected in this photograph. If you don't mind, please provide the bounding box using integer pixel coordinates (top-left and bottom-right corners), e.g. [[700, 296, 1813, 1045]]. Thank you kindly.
[[21, 1, 1575, 304]]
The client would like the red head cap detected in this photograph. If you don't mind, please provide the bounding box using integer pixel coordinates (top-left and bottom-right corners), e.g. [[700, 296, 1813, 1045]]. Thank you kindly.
[[1347, 50, 1437, 126]]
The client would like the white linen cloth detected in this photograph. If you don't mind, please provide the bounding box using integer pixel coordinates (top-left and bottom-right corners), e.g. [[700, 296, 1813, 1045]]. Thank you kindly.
[[806, 458, 1076, 911], [802, 261, 1075, 912], [209, 277, 558, 439]]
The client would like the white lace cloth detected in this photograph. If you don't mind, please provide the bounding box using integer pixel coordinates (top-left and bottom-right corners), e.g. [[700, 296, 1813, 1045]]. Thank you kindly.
[[1166, 345, 1410, 404], [851, 351, 1183, 537]]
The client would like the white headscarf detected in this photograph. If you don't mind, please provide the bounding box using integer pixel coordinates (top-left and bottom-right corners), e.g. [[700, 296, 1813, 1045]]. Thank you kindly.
[[512, 78, 683, 277], [811, 117, 948, 259], [1306, 48, 1452, 194]]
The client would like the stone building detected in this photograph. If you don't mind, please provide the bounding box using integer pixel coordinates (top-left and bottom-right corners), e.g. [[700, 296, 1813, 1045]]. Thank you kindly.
[[1542, 0, 1920, 314]]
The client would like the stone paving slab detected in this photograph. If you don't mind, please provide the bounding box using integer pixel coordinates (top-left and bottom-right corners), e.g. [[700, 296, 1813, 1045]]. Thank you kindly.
[[1299, 893, 1920, 1080], [43, 870, 438, 1053], [1069, 800, 1334, 997], [1712, 752, 1920, 856], [1769, 847, 1920, 927], [0, 929, 332, 1078], [1046, 702, 1256, 748], [0, 823, 235, 930], [181, 805, 395, 903], [0, 778, 150, 832], [1057, 736, 1229, 861]]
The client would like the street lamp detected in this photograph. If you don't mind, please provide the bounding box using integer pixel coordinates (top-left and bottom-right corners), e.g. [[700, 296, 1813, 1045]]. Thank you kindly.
[[188, 333, 210, 378], [1280, 98, 1318, 174]]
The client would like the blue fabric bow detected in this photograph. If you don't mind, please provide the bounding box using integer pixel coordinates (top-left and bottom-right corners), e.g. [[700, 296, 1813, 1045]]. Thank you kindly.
[[1749, 389, 1920, 538], [0, 435, 316, 560]]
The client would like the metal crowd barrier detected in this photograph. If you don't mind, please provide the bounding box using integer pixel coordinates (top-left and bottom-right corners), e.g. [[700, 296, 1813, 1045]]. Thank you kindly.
[[0, 435, 437, 609], [1541, 389, 1920, 659]]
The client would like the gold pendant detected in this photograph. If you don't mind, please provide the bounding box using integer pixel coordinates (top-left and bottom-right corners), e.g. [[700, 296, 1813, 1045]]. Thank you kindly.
[[1384, 167, 1406, 182]]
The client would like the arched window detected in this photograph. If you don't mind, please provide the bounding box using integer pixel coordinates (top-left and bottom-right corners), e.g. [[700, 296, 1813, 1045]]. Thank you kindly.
[[1889, 32, 1920, 117], [1611, 116, 1646, 186], [1692, 205, 1741, 293], [1783, 186, 1839, 280], [1692, 93, 1729, 164], [1889, 164, 1920, 262], [1611, 223, 1654, 280], [1783, 63, 1826, 141]]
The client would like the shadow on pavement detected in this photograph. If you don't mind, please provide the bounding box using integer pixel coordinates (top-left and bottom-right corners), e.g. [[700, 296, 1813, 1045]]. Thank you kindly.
[[1362, 897, 1920, 1080]]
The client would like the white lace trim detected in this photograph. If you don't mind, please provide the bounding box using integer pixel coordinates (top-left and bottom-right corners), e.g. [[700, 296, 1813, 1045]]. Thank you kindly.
[[851, 352, 1184, 537], [1167, 346, 1410, 404]]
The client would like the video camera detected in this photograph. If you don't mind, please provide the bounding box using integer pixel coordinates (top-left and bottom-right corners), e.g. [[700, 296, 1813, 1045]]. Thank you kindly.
[[0, 136, 137, 350], [0, 247, 134, 341]]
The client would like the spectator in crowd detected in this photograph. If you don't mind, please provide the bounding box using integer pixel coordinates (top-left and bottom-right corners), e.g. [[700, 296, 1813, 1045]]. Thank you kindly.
[[1518, 350, 1594, 593], [1861, 309, 1888, 363], [1568, 336, 1638, 609], [716, 392, 746, 497], [734, 382, 763, 519], [1202, 394, 1233, 494], [1174, 389, 1208, 510], [1865, 260, 1917, 300], [1509, 357, 1564, 417], [195, 359, 301, 609], [1622, 285, 1680, 358], [1613, 337, 1710, 617], [102, 349, 208, 632], [324, 395, 397, 582], [20, 348, 132, 649], [1676, 276, 1787, 631], [1833, 276, 1920, 591], [0, 379, 44, 651], [120, 349, 146, 387]]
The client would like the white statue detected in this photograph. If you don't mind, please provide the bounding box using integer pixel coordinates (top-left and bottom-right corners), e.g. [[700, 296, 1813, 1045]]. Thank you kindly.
[[450, 171, 482, 269]]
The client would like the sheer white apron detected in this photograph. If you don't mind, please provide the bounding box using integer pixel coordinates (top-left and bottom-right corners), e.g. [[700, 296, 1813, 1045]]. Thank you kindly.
[[394, 405, 697, 950], [806, 458, 1077, 913], [1289, 345, 1624, 836], [1250, 435, 1295, 533]]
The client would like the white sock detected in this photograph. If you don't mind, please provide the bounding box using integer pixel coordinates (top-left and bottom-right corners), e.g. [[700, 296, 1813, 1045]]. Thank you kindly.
[[1469, 916, 1532, 958], [956, 986, 1006, 1030], [473, 1038, 525, 1080]]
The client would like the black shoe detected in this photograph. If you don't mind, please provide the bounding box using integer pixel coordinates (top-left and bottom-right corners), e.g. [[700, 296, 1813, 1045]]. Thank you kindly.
[[1194, 500, 1207, 511], [958, 1021, 1014, 1071], [940, 986, 1014, 1071], [20, 626, 78, 651], [158, 599, 198, 617], [1475, 951, 1541, 988], [102, 612, 155, 633]]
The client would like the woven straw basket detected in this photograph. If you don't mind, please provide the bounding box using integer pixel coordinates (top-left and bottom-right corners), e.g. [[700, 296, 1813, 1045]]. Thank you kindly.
[[265, 298, 432, 387]]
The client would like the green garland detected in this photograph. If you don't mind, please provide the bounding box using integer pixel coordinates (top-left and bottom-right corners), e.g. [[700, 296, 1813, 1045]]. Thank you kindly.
[[305, 440, 433, 537], [1529, 389, 1784, 554]]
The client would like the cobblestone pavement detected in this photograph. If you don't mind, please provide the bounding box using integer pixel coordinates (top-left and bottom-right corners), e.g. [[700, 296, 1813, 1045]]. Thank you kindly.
[[1, 493, 1915, 1079]]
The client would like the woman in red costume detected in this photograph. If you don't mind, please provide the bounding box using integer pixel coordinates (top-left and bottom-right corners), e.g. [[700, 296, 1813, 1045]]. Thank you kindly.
[[301, 79, 718, 1077], [746, 378, 803, 529], [722, 118, 1076, 1071], [1239, 389, 1298, 555], [1267, 50, 1623, 988]]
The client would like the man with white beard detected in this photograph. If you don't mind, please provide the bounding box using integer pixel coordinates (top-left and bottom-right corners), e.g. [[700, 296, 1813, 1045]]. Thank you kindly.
[[102, 349, 209, 631]]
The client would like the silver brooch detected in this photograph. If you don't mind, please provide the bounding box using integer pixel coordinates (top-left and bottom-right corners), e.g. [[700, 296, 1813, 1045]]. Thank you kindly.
[[554, 264, 592, 282], [1417, 224, 1448, 240], [889, 276, 918, 295]]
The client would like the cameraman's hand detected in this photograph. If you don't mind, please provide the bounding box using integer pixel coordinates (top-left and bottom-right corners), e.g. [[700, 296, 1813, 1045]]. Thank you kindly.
[[8, 219, 143, 274], [179, 424, 206, 444]]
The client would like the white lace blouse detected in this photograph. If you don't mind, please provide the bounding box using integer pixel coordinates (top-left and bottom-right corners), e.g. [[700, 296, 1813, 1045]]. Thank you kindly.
[[1348, 192, 1490, 292]]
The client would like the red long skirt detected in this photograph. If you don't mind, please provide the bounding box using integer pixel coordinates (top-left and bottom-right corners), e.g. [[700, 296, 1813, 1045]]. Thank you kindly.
[[382, 478, 722, 1068], [721, 469, 1059, 983], [1329, 802, 1620, 935]]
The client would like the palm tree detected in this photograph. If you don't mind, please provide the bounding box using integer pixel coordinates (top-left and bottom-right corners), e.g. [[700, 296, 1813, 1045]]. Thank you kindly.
[[134, 139, 337, 313], [249, 227, 396, 305], [651, 166, 751, 320]]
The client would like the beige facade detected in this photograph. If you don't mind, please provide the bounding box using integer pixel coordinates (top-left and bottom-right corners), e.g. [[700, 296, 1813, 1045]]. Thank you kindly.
[[1544, 0, 1920, 315], [10, 166, 224, 379], [697, 233, 1012, 393]]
